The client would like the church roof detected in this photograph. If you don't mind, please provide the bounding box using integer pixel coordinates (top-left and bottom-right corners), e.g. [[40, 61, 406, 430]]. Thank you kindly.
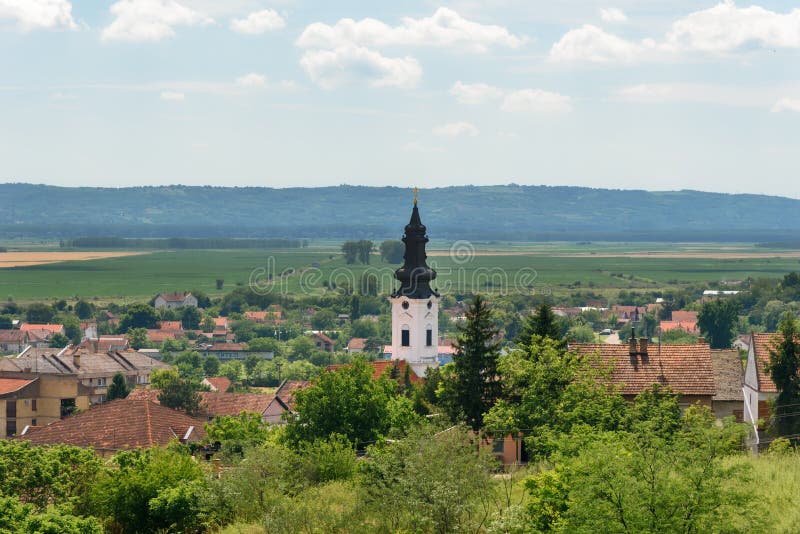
[[393, 200, 438, 299]]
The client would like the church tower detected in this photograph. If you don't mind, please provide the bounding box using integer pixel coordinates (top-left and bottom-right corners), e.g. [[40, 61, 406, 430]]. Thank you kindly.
[[390, 191, 439, 377]]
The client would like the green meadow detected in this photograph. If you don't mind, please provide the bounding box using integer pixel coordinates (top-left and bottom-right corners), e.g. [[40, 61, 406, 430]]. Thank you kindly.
[[2, 243, 800, 301]]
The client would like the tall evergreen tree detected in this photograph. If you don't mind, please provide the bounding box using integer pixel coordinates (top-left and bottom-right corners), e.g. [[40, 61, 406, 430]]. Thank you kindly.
[[107, 372, 131, 401], [517, 303, 562, 344], [768, 312, 800, 437], [449, 294, 501, 431]]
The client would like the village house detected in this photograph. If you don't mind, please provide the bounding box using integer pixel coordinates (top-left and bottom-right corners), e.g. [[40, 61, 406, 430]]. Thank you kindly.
[[311, 332, 335, 352], [743, 332, 780, 435], [154, 292, 198, 309], [0, 330, 30, 354], [346, 337, 367, 353], [18, 398, 206, 457], [0, 351, 92, 437], [128, 389, 290, 424], [0, 345, 170, 410], [710, 349, 744, 420], [201, 376, 232, 392], [570, 339, 718, 410], [20, 323, 66, 336]]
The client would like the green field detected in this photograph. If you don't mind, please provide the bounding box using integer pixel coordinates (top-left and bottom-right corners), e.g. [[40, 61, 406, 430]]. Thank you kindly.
[[2, 242, 800, 301]]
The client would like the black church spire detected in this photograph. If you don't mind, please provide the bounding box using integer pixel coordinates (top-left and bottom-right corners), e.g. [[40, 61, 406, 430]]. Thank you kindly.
[[392, 193, 438, 299]]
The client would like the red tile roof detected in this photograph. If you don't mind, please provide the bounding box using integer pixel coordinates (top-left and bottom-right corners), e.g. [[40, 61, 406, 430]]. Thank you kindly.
[[274, 379, 311, 408], [347, 338, 367, 351], [0, 378, 36, 396], [660, 320, 699, 334], [671, 311, 699, 323], [127, 389, 277, 417], [146, 330, 182, 342], [327, 359, 423, 383], [0, 330, 26, 343], [203, 376, 231, 392], [19, 399, 206, 450], [752, 333, 780, 393], [312, 332, 334, 345], [570, 342, 716, 397], [159, 321, 183, 331], [213, 317, 228, 327], [20, 323, 64, 334]]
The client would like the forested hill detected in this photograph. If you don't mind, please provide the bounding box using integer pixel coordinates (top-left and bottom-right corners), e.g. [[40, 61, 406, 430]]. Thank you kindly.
[[2, 183, 800, 241]]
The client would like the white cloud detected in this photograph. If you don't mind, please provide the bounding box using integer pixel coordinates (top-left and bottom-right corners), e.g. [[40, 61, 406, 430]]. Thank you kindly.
[[665, 1, 800, 53], [102, 0, 213, 42], [432, 121, 479, 137], [297, 8, 525, 52], [230, 9, 284, 34], [160, 90, 185, 100], [501, 89, 572, 113], [600, 7, 627, 23], [235, 72, 268, 88], [0, 0, 76, 31], [552, 2, 800, 63], [616, 82, 800, 110], [549, 24, 651, 63], [772, 98, 800, 113], [450, 81, 504, 104], [299, 46, 421, 89]]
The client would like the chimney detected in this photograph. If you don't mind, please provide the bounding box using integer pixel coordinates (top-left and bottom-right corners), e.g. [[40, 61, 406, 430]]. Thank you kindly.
[[698, 336, 705, 344], [629, 331, 638, 356], [73, 353, 80, 368], [639, 338, 648, 356]]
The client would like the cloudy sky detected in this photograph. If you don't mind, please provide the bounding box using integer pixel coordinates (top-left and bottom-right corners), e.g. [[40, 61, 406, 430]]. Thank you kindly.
[[1, 1, 799, 197]]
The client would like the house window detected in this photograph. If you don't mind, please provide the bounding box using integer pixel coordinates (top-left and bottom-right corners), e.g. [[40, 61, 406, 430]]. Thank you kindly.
[[97, 377, 106, 387], [426, 329, 433, 347], [401, 329, 410, 347], [31, 418, 37, 427], [31, 399, 37, 412], [492, 437, 505, 454]]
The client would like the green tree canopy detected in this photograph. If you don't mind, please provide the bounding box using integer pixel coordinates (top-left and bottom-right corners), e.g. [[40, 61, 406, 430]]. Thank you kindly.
[[107, 372, 131, 401], [379, 240, 404, 263], [118, 304, 159, 333], [518, 303, 563, 344], [284, 360, 395, 448], [698, 299, 740, 349]]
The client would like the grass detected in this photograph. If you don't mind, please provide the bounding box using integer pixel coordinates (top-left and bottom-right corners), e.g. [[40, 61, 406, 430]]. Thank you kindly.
[[724, 452, 800, 532], [2, 243, 800, 301]]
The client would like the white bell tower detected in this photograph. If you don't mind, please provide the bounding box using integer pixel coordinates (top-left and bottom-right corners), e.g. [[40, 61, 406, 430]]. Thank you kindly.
[[390, 190, 439, 378]]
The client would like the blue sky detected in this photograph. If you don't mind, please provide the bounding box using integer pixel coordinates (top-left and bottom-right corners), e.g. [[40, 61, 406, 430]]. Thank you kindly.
[[1, 0, 799, 197]]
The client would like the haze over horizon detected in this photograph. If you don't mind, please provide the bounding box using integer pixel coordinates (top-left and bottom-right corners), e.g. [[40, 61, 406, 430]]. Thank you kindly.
[[1, 1, 799, 196]]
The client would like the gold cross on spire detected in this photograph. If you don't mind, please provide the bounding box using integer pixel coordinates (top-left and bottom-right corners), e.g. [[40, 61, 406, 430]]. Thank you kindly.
[[413, 186, 419, 205]]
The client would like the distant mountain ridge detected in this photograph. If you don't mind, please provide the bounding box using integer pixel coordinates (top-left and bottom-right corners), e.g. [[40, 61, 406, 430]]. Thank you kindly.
[[1, 183, 799, 241]]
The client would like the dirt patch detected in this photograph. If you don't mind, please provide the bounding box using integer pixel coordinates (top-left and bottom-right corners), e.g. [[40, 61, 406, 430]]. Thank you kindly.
[[0, 251, 150, 268]]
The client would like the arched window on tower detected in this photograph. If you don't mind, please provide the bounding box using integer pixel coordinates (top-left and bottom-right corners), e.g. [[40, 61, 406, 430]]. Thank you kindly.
[[401, 326, 410, 347]]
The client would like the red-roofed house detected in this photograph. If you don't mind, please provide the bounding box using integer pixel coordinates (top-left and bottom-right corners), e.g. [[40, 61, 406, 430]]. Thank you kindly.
[[570, 339, 716, 408], [671, 310, 699, 323], [660, 320, 700, 335], [274, 379, 311, 410], [159, 321, 183, 331], [20, 323, 65, 335], [346, 338, 367, 353], [127, 389, 289, 424], [201, 376, 232, 393], [19, 399, 206, 457], [327, 359, 425, 383], [0, 377, 39, 438], [311, 332, 334, 352], [744, 333, 780, 432]]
